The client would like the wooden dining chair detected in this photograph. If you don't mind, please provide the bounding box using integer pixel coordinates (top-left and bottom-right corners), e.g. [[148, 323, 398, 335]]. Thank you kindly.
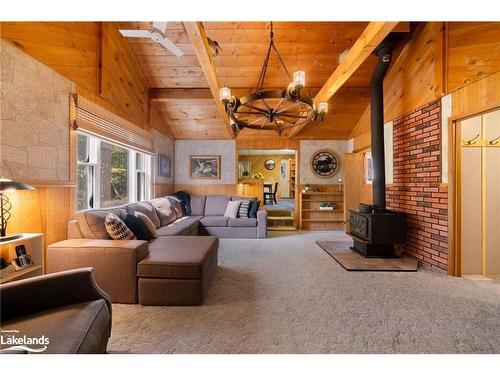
[[264, 182, 278, 205]]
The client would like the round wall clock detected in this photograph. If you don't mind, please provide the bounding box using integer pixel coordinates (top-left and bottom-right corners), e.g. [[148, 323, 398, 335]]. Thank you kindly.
[[264, 159, 276, 170], [310, 149, 340, 178]]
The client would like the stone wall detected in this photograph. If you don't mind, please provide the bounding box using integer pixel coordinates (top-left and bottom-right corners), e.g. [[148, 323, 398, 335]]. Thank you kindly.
[[1, 39, 75, 181]]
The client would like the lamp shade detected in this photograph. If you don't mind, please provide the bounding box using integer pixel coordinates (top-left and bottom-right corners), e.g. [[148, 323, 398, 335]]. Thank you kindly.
[[0, 179, 35, 192]]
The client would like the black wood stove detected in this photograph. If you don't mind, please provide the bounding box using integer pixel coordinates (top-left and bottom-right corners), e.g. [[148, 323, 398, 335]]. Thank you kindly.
[[348, 34, 406, 258]]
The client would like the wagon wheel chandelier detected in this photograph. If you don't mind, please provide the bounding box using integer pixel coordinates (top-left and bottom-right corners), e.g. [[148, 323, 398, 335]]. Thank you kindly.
[[219, 22, 328, 136]]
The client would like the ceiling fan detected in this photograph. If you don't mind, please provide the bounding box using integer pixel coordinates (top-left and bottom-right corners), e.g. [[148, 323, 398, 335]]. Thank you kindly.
[[119, 22, 184, 57]]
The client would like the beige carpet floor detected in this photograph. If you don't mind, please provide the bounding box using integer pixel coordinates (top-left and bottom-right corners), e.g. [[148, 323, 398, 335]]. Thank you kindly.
[[108, 231, 500, 354]]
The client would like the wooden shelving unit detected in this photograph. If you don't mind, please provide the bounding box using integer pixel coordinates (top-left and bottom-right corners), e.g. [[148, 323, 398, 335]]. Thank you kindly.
[[0, 233, 44, 284], [289, 158, 296, 199], [299, 184, 344, 230]]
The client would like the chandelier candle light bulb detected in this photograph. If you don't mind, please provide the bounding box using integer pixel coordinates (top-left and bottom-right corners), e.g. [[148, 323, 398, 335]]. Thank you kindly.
[[219, 22, 327, 135], [318, 101, 329, 114], [293, 70, 305, 90], [219, 87, 232, 102]]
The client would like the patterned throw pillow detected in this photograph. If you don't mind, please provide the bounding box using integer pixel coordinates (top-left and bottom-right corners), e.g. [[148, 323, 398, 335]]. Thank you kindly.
[[237, 200, 251, 218], [104, 213, 136, 240]]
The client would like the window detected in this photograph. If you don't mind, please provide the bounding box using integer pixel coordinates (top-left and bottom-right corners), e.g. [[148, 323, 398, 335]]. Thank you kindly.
[[135, 153, 147, 202], [76, 133, 152, 211], [77, 134, 97, 210]]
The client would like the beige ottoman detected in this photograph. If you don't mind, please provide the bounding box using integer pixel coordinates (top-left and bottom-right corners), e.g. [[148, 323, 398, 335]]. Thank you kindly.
[[137, 236, 218, 306]]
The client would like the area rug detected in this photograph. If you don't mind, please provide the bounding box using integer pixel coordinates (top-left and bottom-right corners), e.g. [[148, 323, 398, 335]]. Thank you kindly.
[[316, 241, 418, 272]]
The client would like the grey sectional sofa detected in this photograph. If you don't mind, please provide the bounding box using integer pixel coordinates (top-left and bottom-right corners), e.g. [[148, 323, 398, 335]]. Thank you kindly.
[[47, 194, 267, 306]]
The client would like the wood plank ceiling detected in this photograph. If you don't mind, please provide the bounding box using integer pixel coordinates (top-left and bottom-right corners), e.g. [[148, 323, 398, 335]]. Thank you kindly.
[[119, 21, 379, 140]]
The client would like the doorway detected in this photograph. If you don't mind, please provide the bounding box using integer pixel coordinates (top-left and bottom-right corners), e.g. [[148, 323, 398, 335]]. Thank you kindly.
[[237, 149, 298, 230], [454, 108, 500, 279]]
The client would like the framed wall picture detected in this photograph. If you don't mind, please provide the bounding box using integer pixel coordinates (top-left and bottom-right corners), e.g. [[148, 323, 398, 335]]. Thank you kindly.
[[157, 154, 171, 178], [238, 160, 252, 178], [310, 149, 340, 178], [190, 155, 221, 179]]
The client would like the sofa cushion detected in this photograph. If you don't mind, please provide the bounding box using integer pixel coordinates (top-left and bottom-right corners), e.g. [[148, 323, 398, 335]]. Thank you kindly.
[[232, 196, 258, 201], [105, 213, 136, 240], [167, 196, 183, 219], [248, 200, 261, 219], [150, 198, 177, 226], [138, 236, 218, 279], [156, 216, 202, 236], [238, 200, 251, 217], [224, 200, 241, 219], [200, 216, 229, 227], [123, 213, 150, 241], [136, 212, 158, 239], [228, 218, 258, 227], [190, 196, 206, 216], [0, 300, 110, 354], [76, 207, 128, 239], [126, 202, 161, 228], [204, 195, 230, 216]]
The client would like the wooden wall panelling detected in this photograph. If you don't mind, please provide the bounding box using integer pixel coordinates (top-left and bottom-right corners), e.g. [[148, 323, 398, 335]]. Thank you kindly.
[[447, 22, 500, 92], [148, 101, 175, 139], [4, 184, 76, 270], [343, 153, 363, 232], [350, 22, 440, 139], [236, 138, 300, 150], [99, 22, 149, 126], [173, 184, 237, 196], [451, 71, 500, 119], [154, 184, 175, 197], [434, 22, 448, 97], [0, 22, 99, 93]]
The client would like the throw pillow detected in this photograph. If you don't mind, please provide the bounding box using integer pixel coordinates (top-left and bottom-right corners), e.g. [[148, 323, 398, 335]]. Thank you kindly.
[[135, 212, 158, 239], [224, 200, 241, 219], [237, 200, 251, 218], [248, 200, 261, 219], [104, 213, 136, 240], [122, 213, 150, 241], [150, 197, 177, 226], [167, 196, 183, 219]]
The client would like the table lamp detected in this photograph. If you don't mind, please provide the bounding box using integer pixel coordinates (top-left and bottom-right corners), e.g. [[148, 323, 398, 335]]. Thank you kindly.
[[0, 179, 35, 242]]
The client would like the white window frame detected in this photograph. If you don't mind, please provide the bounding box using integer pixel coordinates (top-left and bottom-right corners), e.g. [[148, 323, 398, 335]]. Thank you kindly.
[[76, 131, 152, 210]]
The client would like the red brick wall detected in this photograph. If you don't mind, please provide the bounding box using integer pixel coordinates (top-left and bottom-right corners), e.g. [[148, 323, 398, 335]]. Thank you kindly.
[[386, 100, 448, 271]]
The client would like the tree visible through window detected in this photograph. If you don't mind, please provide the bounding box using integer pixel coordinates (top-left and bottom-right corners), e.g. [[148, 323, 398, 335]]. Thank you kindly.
[[100, 142, 129, 207], [76, 133, 151, 210]]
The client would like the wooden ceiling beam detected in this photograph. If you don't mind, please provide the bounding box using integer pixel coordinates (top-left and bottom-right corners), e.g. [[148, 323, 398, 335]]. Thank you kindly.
[[288, 21, 399, 139], [183, 22, 235, 139]]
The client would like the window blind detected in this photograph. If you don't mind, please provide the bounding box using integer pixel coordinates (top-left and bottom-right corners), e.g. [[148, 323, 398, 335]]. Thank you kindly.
[[73, 94, 154, 155]]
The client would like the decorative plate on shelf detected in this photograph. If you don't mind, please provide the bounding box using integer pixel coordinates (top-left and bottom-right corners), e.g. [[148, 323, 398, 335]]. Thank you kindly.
[[310, 149, 339, 178]]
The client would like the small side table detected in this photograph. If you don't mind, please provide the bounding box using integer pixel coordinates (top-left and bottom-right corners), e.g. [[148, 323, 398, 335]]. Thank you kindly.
[[0, 233, 44, 284]]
